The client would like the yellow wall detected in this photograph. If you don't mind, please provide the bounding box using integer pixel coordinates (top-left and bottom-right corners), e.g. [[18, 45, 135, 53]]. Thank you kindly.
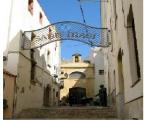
[[60, 62, 95, 99]]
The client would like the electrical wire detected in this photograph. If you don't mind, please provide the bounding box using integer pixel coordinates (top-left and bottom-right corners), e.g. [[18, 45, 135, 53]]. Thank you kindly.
[[77, 0, 86, 24], [77, 0, 103, 47]]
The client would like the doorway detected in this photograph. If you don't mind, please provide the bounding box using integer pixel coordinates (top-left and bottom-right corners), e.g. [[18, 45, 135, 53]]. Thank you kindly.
[[43, 84, 50, 107], [69, 87, 86, 105]]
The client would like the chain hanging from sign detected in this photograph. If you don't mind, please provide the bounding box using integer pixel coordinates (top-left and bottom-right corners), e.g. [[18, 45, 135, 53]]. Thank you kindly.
[[22, 21, 110, 49]]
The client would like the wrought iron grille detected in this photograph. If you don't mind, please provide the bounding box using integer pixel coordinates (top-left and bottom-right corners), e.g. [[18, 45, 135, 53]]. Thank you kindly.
[[22, 21, 110, 49]]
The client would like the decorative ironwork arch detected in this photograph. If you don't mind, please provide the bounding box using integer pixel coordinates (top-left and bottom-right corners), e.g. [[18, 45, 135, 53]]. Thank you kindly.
[[22, 21, 111, 50]]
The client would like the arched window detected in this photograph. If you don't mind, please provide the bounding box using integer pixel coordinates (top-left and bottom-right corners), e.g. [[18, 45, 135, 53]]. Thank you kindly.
[[127, 5, 141, 85], [69, 71, 86, 79], [39, 12, 43, 25]]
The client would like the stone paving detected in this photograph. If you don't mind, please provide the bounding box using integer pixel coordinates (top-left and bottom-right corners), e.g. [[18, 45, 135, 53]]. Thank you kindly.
[[16, 106, 117, 119]]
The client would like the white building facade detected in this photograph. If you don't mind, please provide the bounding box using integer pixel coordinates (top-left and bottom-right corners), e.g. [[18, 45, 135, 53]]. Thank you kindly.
[[2, 0, 61, 116], [101, 0, 143, 119], [89, 47, 105, 95]]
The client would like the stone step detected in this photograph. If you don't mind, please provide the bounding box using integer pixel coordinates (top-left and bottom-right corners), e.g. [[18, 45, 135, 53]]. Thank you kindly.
[[17, 106, 117, 119]]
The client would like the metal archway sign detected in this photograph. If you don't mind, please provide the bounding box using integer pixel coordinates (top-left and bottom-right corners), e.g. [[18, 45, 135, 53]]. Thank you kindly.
[[22, 21, 110, 50]]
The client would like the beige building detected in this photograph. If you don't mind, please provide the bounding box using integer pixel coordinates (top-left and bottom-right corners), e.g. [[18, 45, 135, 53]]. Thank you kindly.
[[101, 0, 143, 119], [60, 54, 95, 100]]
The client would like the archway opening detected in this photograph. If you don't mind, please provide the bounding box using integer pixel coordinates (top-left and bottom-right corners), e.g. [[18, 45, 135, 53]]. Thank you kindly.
[[69, 71, 86, 79]]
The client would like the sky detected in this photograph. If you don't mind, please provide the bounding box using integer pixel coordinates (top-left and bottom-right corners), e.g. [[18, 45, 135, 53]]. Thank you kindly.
[[38, 0, 101, 59]]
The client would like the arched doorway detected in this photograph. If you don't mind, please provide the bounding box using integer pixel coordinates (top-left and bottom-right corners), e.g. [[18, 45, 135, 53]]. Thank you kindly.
[[43, 84, 51, 107], [117, 49, 125, 119]]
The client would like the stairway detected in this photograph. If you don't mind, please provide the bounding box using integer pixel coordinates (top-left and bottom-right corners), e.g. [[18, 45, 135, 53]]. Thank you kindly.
[[16, 106, 117, 119]]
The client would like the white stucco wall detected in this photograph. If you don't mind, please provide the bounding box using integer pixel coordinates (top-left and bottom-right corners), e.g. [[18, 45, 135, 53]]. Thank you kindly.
[[4, 0, 47, 74], [2, 0, 61, 114], [2, 0, 60, 79], [0, 1, 13, 56]]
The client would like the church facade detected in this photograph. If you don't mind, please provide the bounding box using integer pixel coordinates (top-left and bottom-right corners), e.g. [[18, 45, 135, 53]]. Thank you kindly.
[[60, 54, 95, 101]]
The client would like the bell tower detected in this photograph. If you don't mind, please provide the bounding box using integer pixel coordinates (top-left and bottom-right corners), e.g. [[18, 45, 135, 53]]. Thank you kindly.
[[72, 53, 81, 63]]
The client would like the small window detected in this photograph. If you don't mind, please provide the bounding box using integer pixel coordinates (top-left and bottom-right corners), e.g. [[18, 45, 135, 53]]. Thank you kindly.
[[99, 70, 104, 75], [28, 0, 34, 15], [47, 50, 50, 56], [39, 12, 43, 24]]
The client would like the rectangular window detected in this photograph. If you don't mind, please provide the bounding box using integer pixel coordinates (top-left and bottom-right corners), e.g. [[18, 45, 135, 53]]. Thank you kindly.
[[39, 12, 43, 24], [99, 70, 104, 75], [28, 0, 34, 15]]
